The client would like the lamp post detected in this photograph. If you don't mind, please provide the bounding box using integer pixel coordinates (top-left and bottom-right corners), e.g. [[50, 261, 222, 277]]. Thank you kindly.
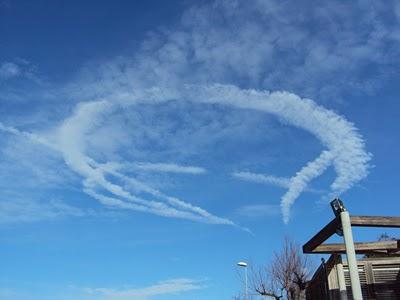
[[330, 198, 363, 300], [237, 261, 248, 300]]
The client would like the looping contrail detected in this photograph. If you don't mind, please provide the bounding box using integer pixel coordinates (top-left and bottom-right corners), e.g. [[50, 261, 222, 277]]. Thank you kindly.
[[0, 83, 371, 224]]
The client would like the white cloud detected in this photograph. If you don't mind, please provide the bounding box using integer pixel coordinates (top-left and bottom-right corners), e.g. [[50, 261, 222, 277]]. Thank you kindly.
[[237, 204, 280, 218], [45, 98, 237, 226], [0, 198, 87, 224], [280, 150, 334, 223], [132, 162, 206, 174], [0, 60, 41, 83], [232, 172, 290, 189], [232, 171, 324, 194], [0, 0, 376, 224], [52, 84, 370, 223], [0, 83, 371, 224], [0, 119, 236, 226], [0, 279, 204, 300], [84, 278, 204, 300], [0, 62, 20, 79], [74, 0, 397, 100], [181, 85, 370, 221]]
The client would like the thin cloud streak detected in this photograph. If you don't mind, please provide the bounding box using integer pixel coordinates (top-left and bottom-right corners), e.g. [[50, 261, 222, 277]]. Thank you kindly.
[[132, 162, 206, 174], [237, 204, 281, 218], [0, 122, 56, 150], [50, 98, 236, 226], [2, 112, 235, 225], [0, 83, 371, 224], [281, 150, 334, 223], [0, 198, 87, 224], [0, 120, 234, 225], [232, 171, 325, 194], [84, 278, 204, 300], [180, 84, 371, 222], [0, 60, 42, 83], [0, 62, 20, 79], [102, 84, 369, 222], [233, 171, 290, 189]]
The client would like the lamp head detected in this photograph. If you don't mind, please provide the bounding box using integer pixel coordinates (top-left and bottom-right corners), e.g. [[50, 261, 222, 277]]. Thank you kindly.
[[330, 198, 346, 217], [237, 262, 247, 267]]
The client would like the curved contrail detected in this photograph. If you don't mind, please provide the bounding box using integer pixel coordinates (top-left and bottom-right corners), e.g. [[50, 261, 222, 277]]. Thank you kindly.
[[50, 84, 371, 223], [0, 84, 371, 224]]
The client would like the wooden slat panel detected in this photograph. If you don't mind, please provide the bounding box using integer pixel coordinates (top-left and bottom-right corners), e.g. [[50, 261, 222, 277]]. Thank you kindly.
[[343, 265, 371, 299], [372, 264, 400, 299]]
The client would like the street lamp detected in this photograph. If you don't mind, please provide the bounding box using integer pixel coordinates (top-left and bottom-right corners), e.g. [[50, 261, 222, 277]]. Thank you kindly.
[[330, 198, 363, 300], [237, 261, 248, 300]]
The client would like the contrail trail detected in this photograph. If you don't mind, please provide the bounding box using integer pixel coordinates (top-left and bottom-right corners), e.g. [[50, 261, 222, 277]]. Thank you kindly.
[[0, 84, 371, 224]]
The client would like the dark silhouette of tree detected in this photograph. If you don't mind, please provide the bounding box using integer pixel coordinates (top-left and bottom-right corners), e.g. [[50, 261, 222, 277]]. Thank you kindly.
[[378, 232, 396, 241], [364, 232, 398, 258], [252, 263, 283, 299]]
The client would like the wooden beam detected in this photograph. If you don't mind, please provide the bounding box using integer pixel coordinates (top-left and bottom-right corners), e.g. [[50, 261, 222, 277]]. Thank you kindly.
[[303, 217, 340, 253], [302, 215, 400, 254], [350, 216, 400, 228], [309, 240, 400, 254]]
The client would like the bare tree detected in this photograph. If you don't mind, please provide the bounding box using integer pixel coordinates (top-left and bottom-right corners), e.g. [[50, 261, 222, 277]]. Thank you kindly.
[[251, 263, 282, 299], [364, 232, 398, 258], [378, 232, 396, 241], [251, 238, 311, 300]]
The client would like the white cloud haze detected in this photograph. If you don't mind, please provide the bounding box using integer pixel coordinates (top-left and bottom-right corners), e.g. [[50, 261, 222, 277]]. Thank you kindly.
[[83, 278, 204, 300], [0, 59, 41, 83], [0, 84, 371, 224], [1, 0, 381, 224], [0, 62, 20, 79], [237, 204, 281, 218], [0, 278, 204, 300], [232, 172, 291, 189], [0, 198, 87, 224], [132, 162, 206, 174]]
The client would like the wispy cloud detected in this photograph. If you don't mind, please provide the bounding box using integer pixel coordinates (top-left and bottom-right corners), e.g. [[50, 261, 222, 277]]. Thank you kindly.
[[280, 151, 334, 223], [0, 59, 41, 83], [132, 162, 206, 174], [0, 0, 377, 225], [181, 85, 371, 222], [52, 101, 235, 225], [0, 83, 371, 224], [236, 204, 280, 218], [232, 172, 290, 189], [0, 279, 204, 300], [84, 278, 204, 300], [66, 0, 400, 101], [0, 197, 87, 224], [0, 121, 236, 226], [232, 171, 325, 194], [89, 85, 369, 222], [0, 62, 20, 79]]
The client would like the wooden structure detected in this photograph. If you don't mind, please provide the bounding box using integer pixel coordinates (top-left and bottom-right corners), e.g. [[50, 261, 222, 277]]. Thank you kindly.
[[307, 255, 400, 299], [303, 216, 400, 255], [303, 216, 400, 299]]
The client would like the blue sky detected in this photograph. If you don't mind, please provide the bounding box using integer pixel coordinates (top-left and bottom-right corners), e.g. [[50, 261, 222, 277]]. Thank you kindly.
[[1, 0, 400, 299]]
